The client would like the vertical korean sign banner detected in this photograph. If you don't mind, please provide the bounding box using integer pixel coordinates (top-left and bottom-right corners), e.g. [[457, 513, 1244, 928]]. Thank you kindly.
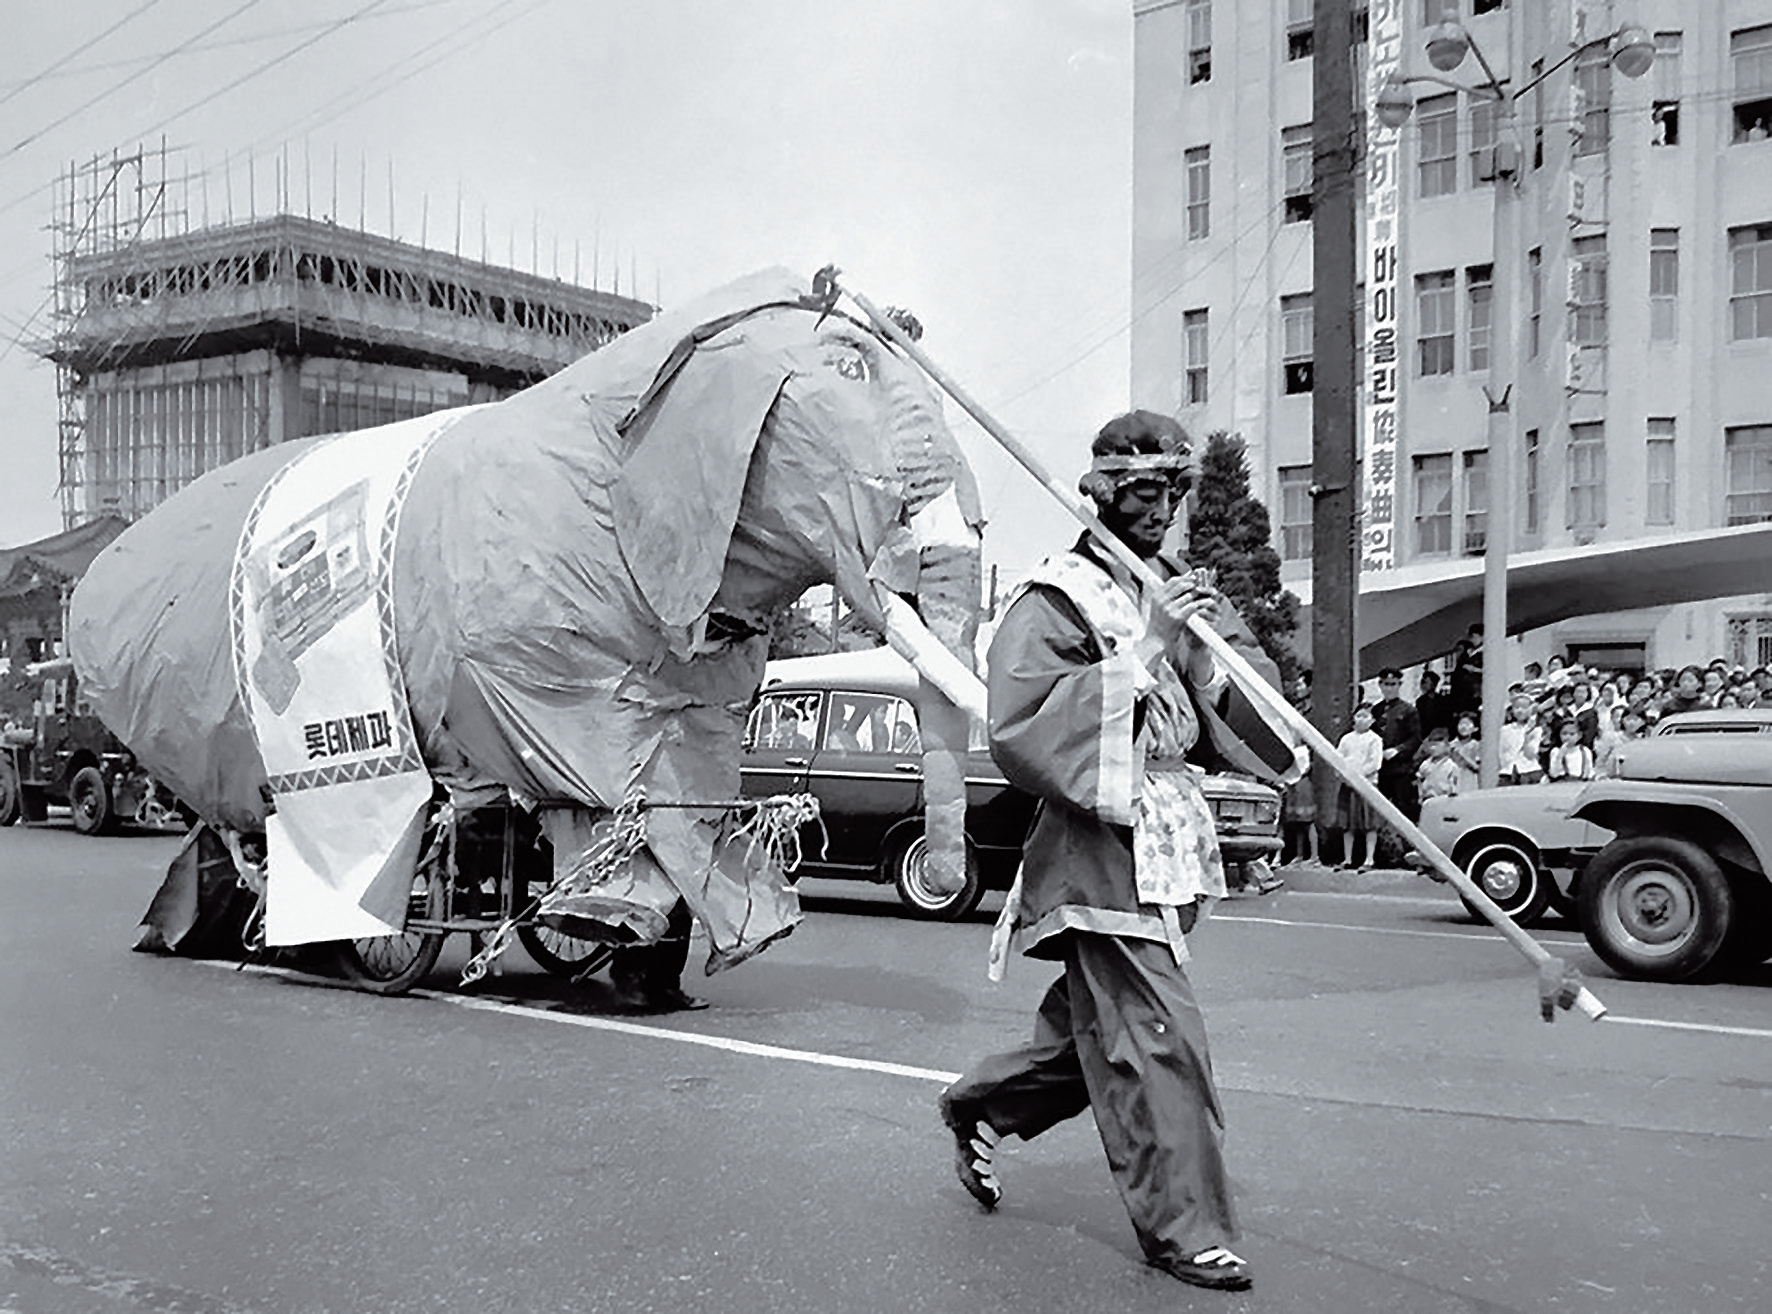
[[232, 407, 482, 946], [1362, 0, 1403, 572]]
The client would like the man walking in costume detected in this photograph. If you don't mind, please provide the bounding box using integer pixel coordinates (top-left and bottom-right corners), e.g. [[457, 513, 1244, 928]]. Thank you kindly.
[[938, 412, 1298, 1293]]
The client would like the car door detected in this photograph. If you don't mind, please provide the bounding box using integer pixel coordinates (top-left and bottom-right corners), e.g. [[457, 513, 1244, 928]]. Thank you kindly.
[[742, 688, 822, 807], [808, 690, 922, 867]]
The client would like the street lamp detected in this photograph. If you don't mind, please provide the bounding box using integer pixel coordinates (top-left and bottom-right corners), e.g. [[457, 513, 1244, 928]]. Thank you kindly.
[[1376, 20, 1652, 787]]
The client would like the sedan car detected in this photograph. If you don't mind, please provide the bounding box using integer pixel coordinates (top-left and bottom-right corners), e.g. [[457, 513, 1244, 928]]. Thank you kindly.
[[1412, 780, 1607, 926], [741, 648, 1281, 918]]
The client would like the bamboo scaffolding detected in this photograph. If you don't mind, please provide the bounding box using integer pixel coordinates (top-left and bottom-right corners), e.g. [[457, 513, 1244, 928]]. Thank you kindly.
[[839, 276, 1604, 1023]]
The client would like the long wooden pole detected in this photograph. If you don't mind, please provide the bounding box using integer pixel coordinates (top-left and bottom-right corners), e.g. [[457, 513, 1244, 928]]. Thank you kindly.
[[841, 282, 1603, 1023]]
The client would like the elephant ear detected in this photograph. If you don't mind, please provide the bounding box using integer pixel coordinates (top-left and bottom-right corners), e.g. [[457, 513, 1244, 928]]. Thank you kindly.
[[613, 334, 789, 629]]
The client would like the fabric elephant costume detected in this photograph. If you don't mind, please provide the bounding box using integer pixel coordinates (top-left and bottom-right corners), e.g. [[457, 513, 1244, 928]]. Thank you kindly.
[[70, 268, 986, 972]]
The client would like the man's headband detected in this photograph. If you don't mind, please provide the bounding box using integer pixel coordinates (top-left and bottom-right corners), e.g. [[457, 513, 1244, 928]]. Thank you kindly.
[[1078, 451, 1193, 502]]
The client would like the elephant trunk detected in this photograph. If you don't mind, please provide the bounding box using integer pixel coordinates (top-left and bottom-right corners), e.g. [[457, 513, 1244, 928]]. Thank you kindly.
[[877, 372, 985, 898]]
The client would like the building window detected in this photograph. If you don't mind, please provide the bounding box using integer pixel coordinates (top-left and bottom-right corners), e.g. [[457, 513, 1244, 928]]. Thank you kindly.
[[1282, 293, 1314, 393], [1421, 0, 1453, 22], [1414, 454, 1454, 556], [1287, 0, 1313, 60], [1527, 247, 1542, 357], [1730, 225, 1772, 340], [1727, 614, 1772, 668], [1652, 32, 1681, 145], [1469, 95, 1499, 186], [1531, 59, 1545, 169], [1725, 426, 1772, 524], [1650, 228, 1679, 341], [1283, 124, 1313, 222], [1462, 449, 1488, 554], [1186, 0, 1212, 83], [1472, 0, 1503, 14], [1353, 5, 1369, 43], [1574, 43, 1611, 154], [1466, 264, 1493, 370], [1570, 235, 1607, 346], [1279, 465, 1312, 560], [1524, 428, 1540, 533], [1646, 419, 1676, 527], [1184, 308, 1209, 404], [1568, 422, 1606, 531], [1186, 146, 1210, 240], [1416, 270, 1456, 375], [1417, 94, 1458, 197], [1731, 25, 1772, 142]]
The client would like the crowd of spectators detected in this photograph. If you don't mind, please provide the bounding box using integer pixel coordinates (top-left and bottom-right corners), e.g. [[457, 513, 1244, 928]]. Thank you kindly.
[[1279, 633, 1772, 868]]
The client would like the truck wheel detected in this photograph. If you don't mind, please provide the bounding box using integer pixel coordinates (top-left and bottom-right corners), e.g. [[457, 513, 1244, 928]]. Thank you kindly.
[[885, 830, 984, 920], [1578, 836, 1733, 982], [68, 766, 114, 836], [0, 760, 20, 826], [1459, 841, 1550, 925]]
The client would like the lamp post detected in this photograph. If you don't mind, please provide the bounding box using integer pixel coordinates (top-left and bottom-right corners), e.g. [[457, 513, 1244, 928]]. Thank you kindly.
[[1375, 18, 1653, 787]]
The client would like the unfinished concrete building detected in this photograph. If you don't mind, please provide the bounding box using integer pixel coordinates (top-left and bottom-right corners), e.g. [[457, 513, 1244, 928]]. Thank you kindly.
[[41, 149, 655, 527]]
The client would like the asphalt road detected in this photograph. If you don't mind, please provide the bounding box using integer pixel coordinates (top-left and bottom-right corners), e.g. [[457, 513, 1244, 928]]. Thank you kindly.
[[1, 822, 1767, 1314]]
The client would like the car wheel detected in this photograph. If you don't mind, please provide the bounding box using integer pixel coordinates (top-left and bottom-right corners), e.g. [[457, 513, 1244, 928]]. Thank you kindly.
[[1578, 836, 1733, 982], [885, 830, 984, 920], [0, 759, 20, 826], [1458, 840, 1550, 925], [68, 765, 113, 836]]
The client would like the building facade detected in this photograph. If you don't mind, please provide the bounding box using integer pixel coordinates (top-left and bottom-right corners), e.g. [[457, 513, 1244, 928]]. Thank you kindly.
[[1132, 0, 1772, 676], [41, 154, 654, 528]]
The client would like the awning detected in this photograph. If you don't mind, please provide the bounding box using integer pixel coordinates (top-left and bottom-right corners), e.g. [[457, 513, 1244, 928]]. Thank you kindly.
[[1294, 522, 1772, 669]]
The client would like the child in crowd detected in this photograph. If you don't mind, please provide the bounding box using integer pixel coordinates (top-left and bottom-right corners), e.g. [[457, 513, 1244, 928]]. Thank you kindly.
[[1546, 717, 1595, 781], [1449, 711, 1482, 793], [1498, 694, 1544, 785], [1416, 727, 1459, 802], [1594, 703, 1626, 778], [1335, 703, 1383, 871]]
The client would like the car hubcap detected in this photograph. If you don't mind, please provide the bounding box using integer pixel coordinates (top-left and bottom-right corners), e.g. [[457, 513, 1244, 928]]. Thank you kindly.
[[1479, 857, 1524, 901], [1606, 863, 1697, 953]]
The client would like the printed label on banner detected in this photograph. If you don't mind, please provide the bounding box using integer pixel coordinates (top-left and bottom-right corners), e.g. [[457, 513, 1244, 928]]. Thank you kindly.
[[231, 406, 485, 944]]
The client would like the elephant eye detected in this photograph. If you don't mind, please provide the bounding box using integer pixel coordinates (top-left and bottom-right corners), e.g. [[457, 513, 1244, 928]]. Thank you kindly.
[[826, 345, 873, 383]]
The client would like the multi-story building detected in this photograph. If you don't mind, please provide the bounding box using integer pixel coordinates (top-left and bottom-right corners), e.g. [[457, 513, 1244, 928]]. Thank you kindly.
[[1132, 0, 1772, 676], [39, 152, 654, 529]]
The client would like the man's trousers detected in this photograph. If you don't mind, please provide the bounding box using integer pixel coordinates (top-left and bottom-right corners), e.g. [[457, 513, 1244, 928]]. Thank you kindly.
[[945, 930, 1237, 1261]]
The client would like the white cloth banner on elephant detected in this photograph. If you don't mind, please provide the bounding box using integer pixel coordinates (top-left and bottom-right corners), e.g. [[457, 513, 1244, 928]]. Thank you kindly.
[[233, 408, 480, 945]]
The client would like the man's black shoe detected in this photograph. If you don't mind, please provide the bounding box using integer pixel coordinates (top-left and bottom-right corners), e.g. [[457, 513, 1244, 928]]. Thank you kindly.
[[613, 983, 709, 1013], [1149, 1247, 1253, 1291], [937, 1089, 1002, 1209]]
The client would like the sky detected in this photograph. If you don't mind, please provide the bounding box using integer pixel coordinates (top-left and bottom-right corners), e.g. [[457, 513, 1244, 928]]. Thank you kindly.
[[0, 0, 1137, 586]]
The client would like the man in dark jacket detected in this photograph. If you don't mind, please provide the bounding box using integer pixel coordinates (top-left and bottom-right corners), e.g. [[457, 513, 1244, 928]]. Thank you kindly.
[[1371, 667, 1422, 824]]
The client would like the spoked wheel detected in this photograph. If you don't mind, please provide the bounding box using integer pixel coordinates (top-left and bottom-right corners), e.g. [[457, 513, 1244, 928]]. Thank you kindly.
[[517, 921, 616, 980], [885, 830, 984, 920], [1459, 840, 1550, 926], [333, 853, 448, 995]]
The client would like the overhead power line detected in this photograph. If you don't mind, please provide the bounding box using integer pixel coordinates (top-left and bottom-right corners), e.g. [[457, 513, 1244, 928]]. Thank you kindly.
[[0, 0, 166, 110]]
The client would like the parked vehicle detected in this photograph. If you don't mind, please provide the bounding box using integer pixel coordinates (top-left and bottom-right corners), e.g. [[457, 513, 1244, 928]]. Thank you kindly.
[[1569, 709, 1772, 981], [1411, 710, 1772, 979], [740, 649, 1281, 919], [0, 658, 183, 834]]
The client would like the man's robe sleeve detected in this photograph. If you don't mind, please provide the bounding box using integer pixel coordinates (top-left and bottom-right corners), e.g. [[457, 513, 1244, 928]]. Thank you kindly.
[[987, 585, 1148, 828]]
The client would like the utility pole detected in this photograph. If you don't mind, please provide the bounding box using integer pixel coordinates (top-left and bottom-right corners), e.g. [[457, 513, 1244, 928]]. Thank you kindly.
[[1312, 0, 1360, 800]]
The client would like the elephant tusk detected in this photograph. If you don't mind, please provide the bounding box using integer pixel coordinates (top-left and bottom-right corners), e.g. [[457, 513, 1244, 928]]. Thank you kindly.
[[874, 588, 987, 724]]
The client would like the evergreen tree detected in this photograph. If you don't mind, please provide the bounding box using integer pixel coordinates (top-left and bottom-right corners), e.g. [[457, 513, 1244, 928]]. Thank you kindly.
[[1186, 431, 1301, 684]]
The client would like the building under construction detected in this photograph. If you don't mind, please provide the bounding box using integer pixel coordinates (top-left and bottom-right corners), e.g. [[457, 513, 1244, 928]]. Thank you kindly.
[[40, 148, 655, 527]]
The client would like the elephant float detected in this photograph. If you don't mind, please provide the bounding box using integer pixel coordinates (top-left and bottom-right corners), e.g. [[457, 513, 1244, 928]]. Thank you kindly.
[[70, 267, 986, 975]]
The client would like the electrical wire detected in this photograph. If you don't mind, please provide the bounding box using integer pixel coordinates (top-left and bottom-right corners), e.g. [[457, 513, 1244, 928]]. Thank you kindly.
[[0, 0, 166, 110], [3, 0, 271, 161]]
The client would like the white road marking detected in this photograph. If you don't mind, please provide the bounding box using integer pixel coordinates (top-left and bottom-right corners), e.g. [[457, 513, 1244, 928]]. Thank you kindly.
[[1213, 911, 1588, 947], [1595, 1015, 1772, 1040], [207, 959, 963, 1083]]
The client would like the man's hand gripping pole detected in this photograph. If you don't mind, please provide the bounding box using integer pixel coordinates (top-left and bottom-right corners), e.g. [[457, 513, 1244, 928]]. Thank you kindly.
[[836, 275, 1604, 1024]]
